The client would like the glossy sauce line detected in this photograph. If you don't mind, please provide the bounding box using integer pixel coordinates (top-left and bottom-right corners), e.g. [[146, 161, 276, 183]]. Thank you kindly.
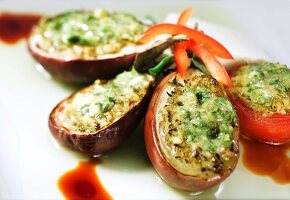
[[240, 136, 290, 184], [0, 12, 41, 44], [58, 158, 113, 200]]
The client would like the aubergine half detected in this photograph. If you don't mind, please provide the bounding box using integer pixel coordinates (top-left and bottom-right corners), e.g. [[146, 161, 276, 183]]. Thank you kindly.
[[49, 69, 154, 154], [28, 9, 159, 84], [145, 68, 239, 192]]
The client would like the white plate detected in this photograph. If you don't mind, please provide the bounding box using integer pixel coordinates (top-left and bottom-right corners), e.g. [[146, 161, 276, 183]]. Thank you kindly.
[[0, 1, 289, 199]]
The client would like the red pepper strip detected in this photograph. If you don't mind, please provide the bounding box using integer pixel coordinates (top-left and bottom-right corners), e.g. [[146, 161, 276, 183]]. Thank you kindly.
[[177, 7, 193, 25], [172, 7, 192, 78], [173, 43, 190, 78], [138, 23, 233, 59], [175, 40, 233, 87]]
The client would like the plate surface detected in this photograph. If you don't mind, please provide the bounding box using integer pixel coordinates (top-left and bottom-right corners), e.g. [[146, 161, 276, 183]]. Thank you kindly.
[[0, 1, 289, 199]]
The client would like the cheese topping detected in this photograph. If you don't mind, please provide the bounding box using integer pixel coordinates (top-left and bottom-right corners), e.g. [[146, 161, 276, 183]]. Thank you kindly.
[[32, 9, 147, 59], [229, 62, 290, 116], [57, 69, 153, 134], [157, 70, 238, 178]]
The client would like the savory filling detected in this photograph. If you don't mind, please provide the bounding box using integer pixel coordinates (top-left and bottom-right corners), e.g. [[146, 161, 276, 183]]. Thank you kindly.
[[58, 69, 153, 134], [32, 9, 147, 59], [157, 70, 238, 178], [228, 62, 290, 116]]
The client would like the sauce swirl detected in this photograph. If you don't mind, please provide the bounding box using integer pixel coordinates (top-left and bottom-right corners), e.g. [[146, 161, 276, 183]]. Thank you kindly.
[[0, 12, 41, 44], [240, 136, 290, 184], [58, 159, 112, 200]]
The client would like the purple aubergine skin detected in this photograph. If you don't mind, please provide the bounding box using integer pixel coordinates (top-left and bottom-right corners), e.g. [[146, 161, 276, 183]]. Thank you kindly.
[[49, 83, 153, 154], [28, 40, 136, 84], [27, 10, 149, 84]]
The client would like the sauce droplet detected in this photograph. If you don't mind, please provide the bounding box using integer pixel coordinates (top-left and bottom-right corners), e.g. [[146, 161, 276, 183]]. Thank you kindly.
[[58, 159, 113, 200], [240, 136, 290, 184], [0, 12, 41, 44]]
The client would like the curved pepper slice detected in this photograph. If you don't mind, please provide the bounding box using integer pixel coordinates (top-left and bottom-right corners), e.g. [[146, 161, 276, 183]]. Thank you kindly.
[[177, 7, 193, 25], [173, 43, 190, 78], [174, 40, 233, 87], [138, 23, 233, 59]]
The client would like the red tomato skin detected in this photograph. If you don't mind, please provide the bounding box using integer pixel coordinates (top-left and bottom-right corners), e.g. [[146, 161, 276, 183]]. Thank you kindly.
[[229, 96, 290, 145]]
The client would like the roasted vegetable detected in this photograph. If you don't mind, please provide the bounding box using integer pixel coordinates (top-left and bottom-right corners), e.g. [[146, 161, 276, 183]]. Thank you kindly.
[[49, 69, 154, 154], [28, 9, 153, 84], [145, 69, 239, 192], [227, 61, 290, 145]]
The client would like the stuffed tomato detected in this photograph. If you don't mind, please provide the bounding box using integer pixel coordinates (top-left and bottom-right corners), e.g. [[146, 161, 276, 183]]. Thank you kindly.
[[227, 62, 290, 145]]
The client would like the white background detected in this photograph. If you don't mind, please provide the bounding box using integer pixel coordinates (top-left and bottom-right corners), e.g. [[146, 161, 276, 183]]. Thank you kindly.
[[0, 0, 289, 199]]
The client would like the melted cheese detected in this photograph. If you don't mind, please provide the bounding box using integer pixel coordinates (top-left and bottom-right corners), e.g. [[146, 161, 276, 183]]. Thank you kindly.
[[57, 69, 153, 134], [32, 9, 147, 59], [229, 62, 290, 116], [157, 70, 238, 178]]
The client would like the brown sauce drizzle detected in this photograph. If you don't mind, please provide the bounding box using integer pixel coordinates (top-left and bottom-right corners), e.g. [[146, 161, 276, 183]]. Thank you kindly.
[[240, 136, 290, 184], [0, 12, 41, 44], [58, 158, 113, 200]]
